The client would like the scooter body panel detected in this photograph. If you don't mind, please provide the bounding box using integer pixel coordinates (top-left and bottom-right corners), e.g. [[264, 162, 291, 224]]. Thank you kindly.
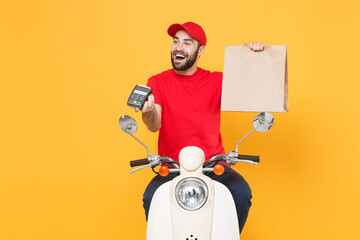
[[146, 181, 173, 240], [211, 181, 240, 239], [146, 177, 240, 240]]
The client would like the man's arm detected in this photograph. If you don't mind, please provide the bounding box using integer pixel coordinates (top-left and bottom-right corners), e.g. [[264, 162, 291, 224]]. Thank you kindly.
[[135, 94, 162, 133]]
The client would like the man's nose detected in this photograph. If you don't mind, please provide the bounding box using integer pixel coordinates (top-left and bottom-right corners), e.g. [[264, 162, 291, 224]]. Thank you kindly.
[[175, 42, 184, 51]]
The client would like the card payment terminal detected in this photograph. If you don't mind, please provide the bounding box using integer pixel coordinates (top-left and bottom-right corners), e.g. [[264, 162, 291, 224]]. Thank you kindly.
[[127, 85, 152, 109]]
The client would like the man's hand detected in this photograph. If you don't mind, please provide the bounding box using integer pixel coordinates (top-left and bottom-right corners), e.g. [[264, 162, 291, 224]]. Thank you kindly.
[[135, 94, 162, 132], [134, 94, 155, 113], [243, 42, 266, 52]]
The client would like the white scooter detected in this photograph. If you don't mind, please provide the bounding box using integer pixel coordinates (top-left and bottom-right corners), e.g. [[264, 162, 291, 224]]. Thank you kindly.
[[119, 112, 274, 240]]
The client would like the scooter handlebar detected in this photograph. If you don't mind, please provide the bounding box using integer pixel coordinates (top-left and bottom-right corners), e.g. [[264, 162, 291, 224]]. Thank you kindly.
[[130, 158, 150, 167], [237, 154, 260, 163]]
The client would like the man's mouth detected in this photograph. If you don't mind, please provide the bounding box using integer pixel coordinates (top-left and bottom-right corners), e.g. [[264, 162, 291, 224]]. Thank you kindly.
[[174, 53, 187, 62]]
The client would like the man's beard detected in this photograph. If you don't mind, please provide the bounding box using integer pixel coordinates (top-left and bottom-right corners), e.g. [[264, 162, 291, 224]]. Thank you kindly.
[[171, 47, 200, 71]]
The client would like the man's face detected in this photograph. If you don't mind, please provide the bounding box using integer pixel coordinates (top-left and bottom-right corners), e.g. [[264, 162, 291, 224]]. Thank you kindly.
[[171, 30, 201, 71]]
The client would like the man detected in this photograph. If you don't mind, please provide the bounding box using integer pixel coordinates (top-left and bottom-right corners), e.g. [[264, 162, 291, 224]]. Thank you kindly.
[[135, 22, 265, 233]]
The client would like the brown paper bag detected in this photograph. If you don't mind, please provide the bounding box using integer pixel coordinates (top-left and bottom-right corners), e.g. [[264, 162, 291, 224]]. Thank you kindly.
[[221, 45, 288, 112]]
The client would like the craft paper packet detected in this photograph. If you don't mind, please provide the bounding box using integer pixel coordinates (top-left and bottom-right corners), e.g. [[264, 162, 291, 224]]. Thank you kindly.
[[221, 45, 288, 112]]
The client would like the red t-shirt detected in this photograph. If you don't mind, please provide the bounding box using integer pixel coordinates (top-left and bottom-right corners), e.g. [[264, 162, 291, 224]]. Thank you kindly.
[[147, 68, 225, 162]]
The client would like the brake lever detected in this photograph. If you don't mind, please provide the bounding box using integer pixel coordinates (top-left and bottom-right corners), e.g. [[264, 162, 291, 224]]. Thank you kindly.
[[232, 159, 258, 165], [130, 163, 154, 174]]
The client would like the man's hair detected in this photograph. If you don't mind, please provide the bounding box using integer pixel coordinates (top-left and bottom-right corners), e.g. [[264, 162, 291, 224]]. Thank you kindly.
[[195, 40, 201, 48]]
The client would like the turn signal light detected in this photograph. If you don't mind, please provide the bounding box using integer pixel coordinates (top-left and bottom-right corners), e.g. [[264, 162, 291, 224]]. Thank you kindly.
[[159, 165, 170, 177], [213, 164, 225, 176]]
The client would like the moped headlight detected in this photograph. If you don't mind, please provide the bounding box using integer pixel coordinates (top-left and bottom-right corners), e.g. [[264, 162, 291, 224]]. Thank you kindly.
[[175, 177, 208, 211]]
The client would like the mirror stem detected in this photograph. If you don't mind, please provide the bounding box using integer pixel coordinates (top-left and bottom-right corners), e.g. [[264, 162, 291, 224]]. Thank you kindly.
[[128, 132, 151, 157], [235, 128, 256, 153]]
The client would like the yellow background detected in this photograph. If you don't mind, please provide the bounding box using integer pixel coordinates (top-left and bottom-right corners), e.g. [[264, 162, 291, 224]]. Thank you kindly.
[[1, 0, 359, 239]]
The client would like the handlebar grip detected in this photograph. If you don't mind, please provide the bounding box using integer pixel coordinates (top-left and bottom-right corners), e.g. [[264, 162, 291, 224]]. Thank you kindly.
[[130, 158, 149, 167], [237, 154, 260, 163]]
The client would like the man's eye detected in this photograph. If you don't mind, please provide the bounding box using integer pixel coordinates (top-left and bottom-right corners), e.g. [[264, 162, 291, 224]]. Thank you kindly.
[[185, 42, 190, 45]]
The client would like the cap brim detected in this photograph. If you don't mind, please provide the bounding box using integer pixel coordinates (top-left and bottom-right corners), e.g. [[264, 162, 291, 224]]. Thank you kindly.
[[167, 23, 185, 37]]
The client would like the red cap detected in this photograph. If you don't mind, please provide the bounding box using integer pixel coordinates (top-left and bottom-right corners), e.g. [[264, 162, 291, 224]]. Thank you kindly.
[[167, 22, 207, 46]]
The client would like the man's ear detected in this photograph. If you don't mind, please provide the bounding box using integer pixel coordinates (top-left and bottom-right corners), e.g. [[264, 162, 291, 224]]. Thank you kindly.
[[198, 45, 205, 57]]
